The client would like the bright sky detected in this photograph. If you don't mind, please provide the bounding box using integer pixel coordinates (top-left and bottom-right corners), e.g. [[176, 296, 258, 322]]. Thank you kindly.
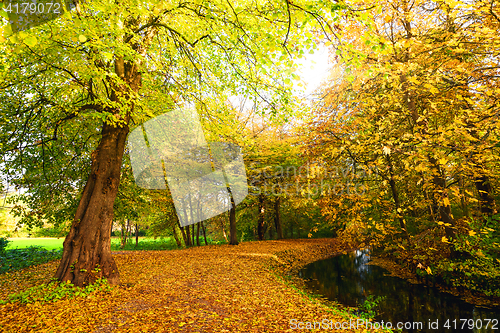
[[294, 45, 332, 97]]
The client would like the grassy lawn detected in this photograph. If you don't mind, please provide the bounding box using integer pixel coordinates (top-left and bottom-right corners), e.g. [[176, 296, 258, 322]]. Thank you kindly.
[[6, 238, 65, 250], [6, 237, 180, 251]]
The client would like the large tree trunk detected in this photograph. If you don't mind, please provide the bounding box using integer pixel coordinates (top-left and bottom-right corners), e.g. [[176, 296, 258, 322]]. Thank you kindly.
[[55, 121, 129, 286]]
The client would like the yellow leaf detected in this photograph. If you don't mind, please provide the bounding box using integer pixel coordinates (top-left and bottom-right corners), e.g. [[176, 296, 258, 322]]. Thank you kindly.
[[441, 236, 449, 243], [79, 35, 87, 42], [408, 77, 419, 84], [426, 267, 432, 275], [443, 197, 450, 206], [24, 36, 38, 47], [383, 146, 391, 155], [468, 230, 476, 237]]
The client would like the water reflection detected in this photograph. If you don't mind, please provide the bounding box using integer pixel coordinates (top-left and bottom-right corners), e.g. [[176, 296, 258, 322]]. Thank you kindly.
[[300, 251, 500, 332]]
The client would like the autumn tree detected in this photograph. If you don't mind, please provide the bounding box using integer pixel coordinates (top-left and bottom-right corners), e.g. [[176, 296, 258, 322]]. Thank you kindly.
[[306, 0, 500, 293], [0, 0, 342, 285]]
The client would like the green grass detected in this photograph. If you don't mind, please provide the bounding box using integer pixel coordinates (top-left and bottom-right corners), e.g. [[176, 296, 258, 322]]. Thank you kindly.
[[110, 236, 181, 251], [5, 237, 182, 251], [6, 237, 64, 250], [5, 236, 224, 255], [0, 237, 63, 275]]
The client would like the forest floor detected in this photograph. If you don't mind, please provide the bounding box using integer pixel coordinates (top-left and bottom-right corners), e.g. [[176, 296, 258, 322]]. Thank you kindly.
[[0, 238, 375, 333]]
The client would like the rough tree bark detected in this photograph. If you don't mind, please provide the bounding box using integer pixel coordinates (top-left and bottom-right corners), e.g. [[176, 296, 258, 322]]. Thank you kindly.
[[55, 120, 130, 286]]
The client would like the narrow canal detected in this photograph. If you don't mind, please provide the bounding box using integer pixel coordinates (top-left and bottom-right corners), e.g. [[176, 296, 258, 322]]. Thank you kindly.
[[299, 250, 500, 332]]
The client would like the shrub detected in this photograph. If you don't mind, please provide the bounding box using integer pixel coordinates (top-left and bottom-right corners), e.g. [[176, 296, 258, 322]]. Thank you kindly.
[[0, 237, 9, 253], [0, 278, 113, 304], [0, 246, 62, 274]]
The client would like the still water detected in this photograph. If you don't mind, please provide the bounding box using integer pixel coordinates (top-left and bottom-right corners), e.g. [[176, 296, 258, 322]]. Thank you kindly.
[[299, 250, 500, 332]]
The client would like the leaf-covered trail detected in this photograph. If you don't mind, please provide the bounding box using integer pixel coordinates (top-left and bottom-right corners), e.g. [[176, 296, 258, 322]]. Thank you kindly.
[[1, 239, 368, 332]]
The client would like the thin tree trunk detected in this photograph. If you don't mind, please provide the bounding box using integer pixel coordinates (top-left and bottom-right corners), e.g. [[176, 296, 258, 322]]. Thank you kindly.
[[220, 169, 238, 245], [228, 203, 238, 245], [386, 155, 409, 238], [274, 197, 283, 239], [220, 217, 228, 243], [172, 224, 182, 248], [127, 219, 132, 243], [474, 173, 497, 218], [120, 220, 126, 249], [196, 222, 200, 246], [429, 156, 457, 244], [201, 221, 208, 245], [459, 176, 469, 217], [135, 223, 139, 247], [178, 222, 188, 247], [257, 194, 265, 241], [191, 224, 195, 246]]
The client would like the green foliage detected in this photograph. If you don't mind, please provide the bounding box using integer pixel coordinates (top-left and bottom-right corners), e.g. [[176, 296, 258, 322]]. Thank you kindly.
[[110, 237, 178, 251], [0, 278, 113, 304], [433, 216, 500, 297], [109, 236, 219, 251], [357, 295, 386, 319], [32, 222, 71, 237], [0, 236, 9, 253], [0, 246, 62, 274]]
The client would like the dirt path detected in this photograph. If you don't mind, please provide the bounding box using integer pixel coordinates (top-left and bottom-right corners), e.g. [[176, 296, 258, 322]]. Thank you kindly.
[[0, 239, 370, 332]]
